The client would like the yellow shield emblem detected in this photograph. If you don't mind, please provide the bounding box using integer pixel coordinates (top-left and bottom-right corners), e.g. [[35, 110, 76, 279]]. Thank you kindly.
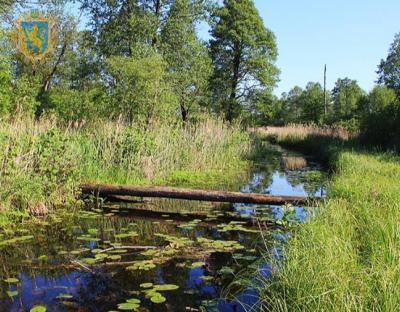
[[12, 12, 57, 67]]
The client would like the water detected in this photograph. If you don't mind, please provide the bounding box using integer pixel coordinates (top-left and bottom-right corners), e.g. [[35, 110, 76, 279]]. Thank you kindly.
[[0, 144, 326, 312]]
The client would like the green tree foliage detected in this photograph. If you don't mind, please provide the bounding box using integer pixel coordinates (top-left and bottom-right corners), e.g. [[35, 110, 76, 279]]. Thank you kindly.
[[161, 0, 212, 121], [299, 82, 325, 124], [80, 0, 174, 56], [331, 78, 364, 122], [360, 86, 400, 148], [209, 0, 278, 122], [0, 27, 11, 116], [378, 32, 400, 96], [106, 53, 177, 124]]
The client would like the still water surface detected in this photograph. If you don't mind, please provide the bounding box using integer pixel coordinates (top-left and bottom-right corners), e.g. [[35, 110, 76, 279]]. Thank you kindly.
[[0, 145, 326, 312]]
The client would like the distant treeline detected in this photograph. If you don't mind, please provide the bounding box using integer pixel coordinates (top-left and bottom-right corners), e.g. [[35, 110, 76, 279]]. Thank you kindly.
[[258, 33, 400, 149]]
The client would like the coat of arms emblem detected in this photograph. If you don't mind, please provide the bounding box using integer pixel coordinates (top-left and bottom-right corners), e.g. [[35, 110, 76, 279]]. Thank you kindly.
[[12, 12, 57, 68]]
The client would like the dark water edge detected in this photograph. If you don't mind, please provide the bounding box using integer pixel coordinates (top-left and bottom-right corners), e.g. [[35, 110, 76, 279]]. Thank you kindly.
[[0, 144, 326, 312]]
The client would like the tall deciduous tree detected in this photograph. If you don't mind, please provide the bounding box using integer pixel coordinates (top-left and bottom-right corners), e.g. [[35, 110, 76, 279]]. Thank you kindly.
[[331, 78, 364, 121], [299, 82, 325, 124], [209, 0, 278, 122], [161, 0, 212, 121], [378, 32, 400, 96]]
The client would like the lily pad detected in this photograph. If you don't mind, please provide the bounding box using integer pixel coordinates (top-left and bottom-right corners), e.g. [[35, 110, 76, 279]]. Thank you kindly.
[[150, 294, 166, 304], [4, 277, 19, 283], [108, 255, 122, 261], [30, 305, 46, 312], [7, 290, 18, 297], [117, 302, 139, 310], [191, 262, 205, 269], [57, 293, 73, 299], [140, 283, 153, 288], [154, 284, 179, 291]]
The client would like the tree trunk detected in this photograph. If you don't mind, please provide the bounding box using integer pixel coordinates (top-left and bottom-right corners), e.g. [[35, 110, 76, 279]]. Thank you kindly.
[[180, 103, 188, 122], [81, 183, 316, 205], [227, 42, 241, 122], [152, 0, 161, 48]]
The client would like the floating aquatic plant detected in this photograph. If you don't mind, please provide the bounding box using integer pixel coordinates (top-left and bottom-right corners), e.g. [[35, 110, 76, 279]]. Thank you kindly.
[[30, 305, 46, 312], [7, 290, 18, 297], [140, 283, 153, 288], [4, 277, 19, 283], [127, 260, 156, 271], [56, 293, 73, 299], [191, 262, 205, 269]]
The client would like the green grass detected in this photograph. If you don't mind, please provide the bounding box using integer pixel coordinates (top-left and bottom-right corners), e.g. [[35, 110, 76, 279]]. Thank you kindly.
[[0, 117, 251, 226], [258, 131, 400, 311]]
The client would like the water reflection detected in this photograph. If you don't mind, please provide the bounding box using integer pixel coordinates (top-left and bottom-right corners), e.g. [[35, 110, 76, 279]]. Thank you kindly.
[[0, 144, 326, 312]]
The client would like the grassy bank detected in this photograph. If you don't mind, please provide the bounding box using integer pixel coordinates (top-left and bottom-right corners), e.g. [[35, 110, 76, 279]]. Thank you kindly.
[[0, 117, 251, 226], [257, 126, 400, 311]]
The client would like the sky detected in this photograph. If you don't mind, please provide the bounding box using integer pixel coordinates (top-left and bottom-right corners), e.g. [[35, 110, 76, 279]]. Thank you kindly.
[[252, 0, 400, 95]]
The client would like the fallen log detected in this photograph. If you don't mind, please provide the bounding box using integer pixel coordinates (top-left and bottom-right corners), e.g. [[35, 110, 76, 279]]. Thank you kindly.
[[81, 183, 318, 205]]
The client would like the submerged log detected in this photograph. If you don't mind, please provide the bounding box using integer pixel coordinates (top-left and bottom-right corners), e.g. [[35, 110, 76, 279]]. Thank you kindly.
[[81, 183, 317, 205]]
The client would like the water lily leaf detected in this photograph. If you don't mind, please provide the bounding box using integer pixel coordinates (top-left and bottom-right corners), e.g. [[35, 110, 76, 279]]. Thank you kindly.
[[126, 298, 141, 304], [191, 262, 205, 269], [219, 266, 235, 275], [30, 305, 46, 312], [140, 283, 153, 289], [117, 302, 139, 310], [57, 293, 73, 299], [7, 290, 18, 297], [4, 277, 19, 283], [108, 255, 122, 261], [154, 284, 179, 291], [150, 294, 166, 304], [82, 258, 97, 265]]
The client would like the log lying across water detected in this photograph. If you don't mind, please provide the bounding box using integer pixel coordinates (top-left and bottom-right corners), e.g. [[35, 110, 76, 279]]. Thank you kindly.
[[81, 183, 317, 206]]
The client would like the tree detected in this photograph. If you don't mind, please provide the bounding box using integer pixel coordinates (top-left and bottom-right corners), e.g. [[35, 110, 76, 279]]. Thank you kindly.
[[209, 0, 278, 122], [80, 0, 175, 56], [378, 32, 400, 96], [161, 0, 212, 122], [299, 82, 325, 124], [365, 85, 398, 115], [283, 86, 303, 123], [106, 53, 177, 125], [360, 86, 400, 148], [331, 78, 364, 122]]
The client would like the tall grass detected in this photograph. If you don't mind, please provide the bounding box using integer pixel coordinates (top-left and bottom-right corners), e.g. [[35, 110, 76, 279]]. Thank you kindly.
[[0, 117, 250, 219], [257, 126, 400, 311]]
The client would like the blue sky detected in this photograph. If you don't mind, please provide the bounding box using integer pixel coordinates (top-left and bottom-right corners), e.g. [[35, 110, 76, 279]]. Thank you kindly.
[[253, 0, 400, 95], [198, 1, 400, 95]]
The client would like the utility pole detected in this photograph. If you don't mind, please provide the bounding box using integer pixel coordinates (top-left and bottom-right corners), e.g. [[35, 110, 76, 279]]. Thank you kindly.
[[324, 64, 327, 116]]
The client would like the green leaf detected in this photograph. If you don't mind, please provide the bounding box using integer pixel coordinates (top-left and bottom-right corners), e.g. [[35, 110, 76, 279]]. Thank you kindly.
[[56, 293, 73, 299], [117, 302, 139, 310], [7, 290, 18, 297], [4, 277, 19, 283], [150, 294, 166, 304], [139, 283, 153, 288], [30, 305, 47, 312], [154, 284, 179, 291], [191, 261, 205, 269]]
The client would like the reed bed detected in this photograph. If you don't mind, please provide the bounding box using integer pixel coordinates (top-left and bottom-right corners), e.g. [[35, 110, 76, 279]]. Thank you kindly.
[[0, 117, 250, 221]]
